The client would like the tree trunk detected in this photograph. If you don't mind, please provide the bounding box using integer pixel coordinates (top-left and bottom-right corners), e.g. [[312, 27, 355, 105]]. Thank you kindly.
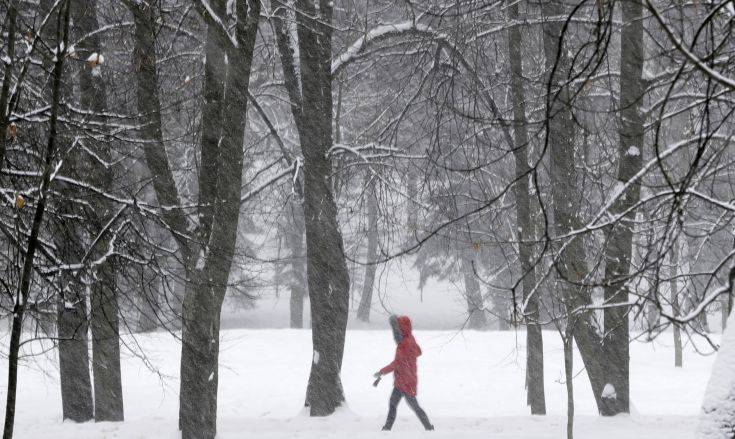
[[564, 327, 575, 439], [3, 3, 72, 436], [43, 0, 96, 423], [462, 256, 488, 330], [57, 281, 94, 423], [294, 0, 351, 416], [0, 3, 16, 170], [178, 2, 261, 438], [671, 242, 683, 368], [288, 203, 307, 328], [72, 0, 124, 420], [507, 0, 545, 414], [89, 276, 124, 420], [128, 2, 257, 437], [597, 0, 646, 415], [357, 179, 378, 322], [129, 14, 197, 425], [274, 0, 351, 412], [696, 267, 735, 438], [540, 0, 609, 414], [271, 3, 312, 330]]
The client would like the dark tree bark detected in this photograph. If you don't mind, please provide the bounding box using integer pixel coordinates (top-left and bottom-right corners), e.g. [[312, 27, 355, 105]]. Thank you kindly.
[[129, 3, 190, 244], [297, 0, 350, 415], [38, 0, 96, 423], [129, 13, 197, 421], [89, 275, 124, 421], [72, 0, 124, 421], [127, 2, 211, 437], [272, 4, 309, 329], [540, 0, 610, 414], [196, 2, 226, 244], [507, 0, 545, 414], [671, 242, 683, 367], [357, 179, 378, 322], [274, 0, 352, 416], [597, 0, 646, 415], [287, 203, 307, 328], [564, 326, 575, 439], [3, 3, 72, 437], [177, 2, 261, 438], [57, 273, 94, 423], [0, 2, 16, 169]]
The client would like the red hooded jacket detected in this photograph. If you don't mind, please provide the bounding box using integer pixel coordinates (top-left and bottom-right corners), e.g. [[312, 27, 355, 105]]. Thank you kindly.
[[380, 316, 422, 396]]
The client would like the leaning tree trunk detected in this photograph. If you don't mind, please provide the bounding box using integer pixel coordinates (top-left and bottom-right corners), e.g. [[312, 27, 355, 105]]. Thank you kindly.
[[178, 2, 261, 438], [357, 178, 378, 322], [128, 2, 206, 437], [72, 0, 124, 421], [540, 0, 610, 414], [3, 3, 72, 437], [272, 0, 311, 331], [274, 0, 351, 415], [178, 0, 227, 433], [295, 0, 351, 416], [507, 0, 545, 415], [598, 0, 646, 415], [128, 2, 257, 437]]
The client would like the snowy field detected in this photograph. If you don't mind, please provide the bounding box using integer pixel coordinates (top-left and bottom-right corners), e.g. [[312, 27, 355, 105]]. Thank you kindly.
[[2, 328, 716, 439]]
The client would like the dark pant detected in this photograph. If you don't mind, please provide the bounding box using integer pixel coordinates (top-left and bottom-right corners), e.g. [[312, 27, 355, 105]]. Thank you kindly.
[[383, 387, 433, 430]]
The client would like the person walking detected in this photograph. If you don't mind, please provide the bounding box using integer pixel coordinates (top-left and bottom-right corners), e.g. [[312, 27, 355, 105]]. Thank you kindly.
[[374, 315, 434, 431]]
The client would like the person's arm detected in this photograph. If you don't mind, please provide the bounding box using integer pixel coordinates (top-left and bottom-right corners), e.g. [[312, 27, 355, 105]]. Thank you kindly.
[[378, 359, 396, 376], [376, 344, 403, 376]]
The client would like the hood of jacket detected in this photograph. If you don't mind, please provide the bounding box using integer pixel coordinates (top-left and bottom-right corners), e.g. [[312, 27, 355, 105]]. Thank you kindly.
[[397, 315, 412, 338]]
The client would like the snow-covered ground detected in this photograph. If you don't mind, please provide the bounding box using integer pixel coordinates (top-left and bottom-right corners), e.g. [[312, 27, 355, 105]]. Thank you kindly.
[[2, 328, 716, 438]]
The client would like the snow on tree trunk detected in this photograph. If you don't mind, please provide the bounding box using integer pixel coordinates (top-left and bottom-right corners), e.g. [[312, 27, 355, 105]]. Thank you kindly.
[[540, 0, 611, 415], [697, 311, 735, 438], [41, 0, 96, 423], [4, 4, 74, 436], [72, 0, 124, 420], [275, 0, 351, 416], [178, 2, 262, 438], [296, 0, 351, 416], [597, 0, 647, 416], [507, 0, 545, 414]]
